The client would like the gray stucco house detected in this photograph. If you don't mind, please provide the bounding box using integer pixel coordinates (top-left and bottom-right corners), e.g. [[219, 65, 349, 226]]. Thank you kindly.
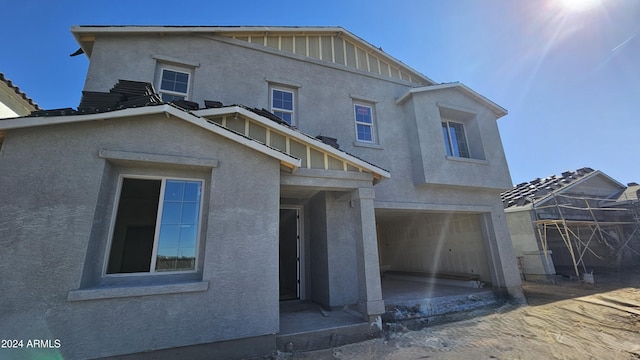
[[0, 26, 522, 359]]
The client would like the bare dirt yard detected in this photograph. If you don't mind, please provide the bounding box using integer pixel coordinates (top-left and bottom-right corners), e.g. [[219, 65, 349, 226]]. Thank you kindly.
[[276, 270, 640, 359]]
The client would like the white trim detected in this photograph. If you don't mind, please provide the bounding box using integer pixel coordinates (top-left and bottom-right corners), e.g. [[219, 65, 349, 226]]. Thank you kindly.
[[158, 66, 191, 101], [270, 86, 296, 126], [396, 82, 508, 118], [354, 103, 376, 144], [103, 175, 204, 276], [194, 106, 390, 179], [441, 120, 470, 158]]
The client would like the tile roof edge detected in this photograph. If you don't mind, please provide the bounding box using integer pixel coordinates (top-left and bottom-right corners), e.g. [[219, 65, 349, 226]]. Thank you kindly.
[[0, 73, 40, 110]]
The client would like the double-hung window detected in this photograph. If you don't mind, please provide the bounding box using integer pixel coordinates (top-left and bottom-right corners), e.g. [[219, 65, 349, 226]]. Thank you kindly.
[[159, 68, 190, 102], [106, 177, 203, 274], [354, 104, 375, 143], [442, 121, 470, 158], [271, 88, 295, 125]]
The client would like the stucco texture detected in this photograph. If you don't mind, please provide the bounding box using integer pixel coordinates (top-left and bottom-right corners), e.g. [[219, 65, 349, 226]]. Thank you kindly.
[[0, 114, 281, 359]]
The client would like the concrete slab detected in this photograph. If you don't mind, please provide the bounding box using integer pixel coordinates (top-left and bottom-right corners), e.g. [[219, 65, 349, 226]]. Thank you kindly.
[[279, 301, 366, 335], [277, 301, 379, 352], [382, 278, 497, 320]]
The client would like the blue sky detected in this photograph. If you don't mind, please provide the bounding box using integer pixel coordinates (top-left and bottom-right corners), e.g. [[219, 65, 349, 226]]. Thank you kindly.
[[2, 0, 639, 186]]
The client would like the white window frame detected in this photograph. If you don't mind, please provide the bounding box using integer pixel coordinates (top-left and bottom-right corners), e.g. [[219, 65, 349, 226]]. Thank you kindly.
[[270, 86, 296, 126], [103, 175, 204, 277], [353, 103, 376, 144], [442, 120, 470, 158], [157, 66, 192, 102]]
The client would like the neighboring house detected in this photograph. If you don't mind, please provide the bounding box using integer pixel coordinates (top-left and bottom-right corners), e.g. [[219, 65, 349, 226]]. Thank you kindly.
[[0, 26, 521, 359], [0, 72, 39, 118], [502, 167, 640, 280]]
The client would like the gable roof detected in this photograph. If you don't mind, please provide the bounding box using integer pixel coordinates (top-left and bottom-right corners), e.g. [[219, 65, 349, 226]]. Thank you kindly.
[[0, 103, 390, 182], [70, 25, 435, 86], [501, 167, 625, 210], [0, 72, 40, 117], [611, 184, 640, 205], [396, 82, 508, 118]]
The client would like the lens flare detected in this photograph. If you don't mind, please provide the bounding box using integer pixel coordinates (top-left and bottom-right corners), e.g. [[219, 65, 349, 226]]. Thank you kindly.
[[555, 0, 601, 12]]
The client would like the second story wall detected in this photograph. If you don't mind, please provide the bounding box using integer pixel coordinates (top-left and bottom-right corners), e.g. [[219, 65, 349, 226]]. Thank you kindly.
[[82, 31, 512, 203]]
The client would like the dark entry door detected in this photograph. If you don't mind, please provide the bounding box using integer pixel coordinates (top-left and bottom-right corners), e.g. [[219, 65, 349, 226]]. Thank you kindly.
[[279, 208, 300, 300]]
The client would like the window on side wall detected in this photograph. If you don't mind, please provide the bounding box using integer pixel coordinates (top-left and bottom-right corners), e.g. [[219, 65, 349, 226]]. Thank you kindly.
[[158, 67, 191, 102], [354, 103, 375, 143], [441, 120, 470, 158], [271, 87, 295, 126], [106, 177, 203, 274]]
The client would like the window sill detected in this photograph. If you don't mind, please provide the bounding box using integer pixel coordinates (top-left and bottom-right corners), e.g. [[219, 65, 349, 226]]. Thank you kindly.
[[353, 141, 383, 150], [445, 156, 489, 165], [67, 281, 209, 302]]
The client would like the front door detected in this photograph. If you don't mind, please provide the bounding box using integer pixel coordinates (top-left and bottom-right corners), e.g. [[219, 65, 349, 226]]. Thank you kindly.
[[279, 208, 300, 300]]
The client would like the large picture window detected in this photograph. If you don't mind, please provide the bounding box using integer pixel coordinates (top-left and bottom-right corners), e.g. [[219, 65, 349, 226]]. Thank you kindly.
[[271, 88, 295, 125], [442, 121, 470, 158], [106, 177, 203, 274]]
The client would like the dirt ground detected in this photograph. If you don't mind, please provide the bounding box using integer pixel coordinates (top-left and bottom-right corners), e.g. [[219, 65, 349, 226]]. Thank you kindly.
[[276, 270, 640, 359]]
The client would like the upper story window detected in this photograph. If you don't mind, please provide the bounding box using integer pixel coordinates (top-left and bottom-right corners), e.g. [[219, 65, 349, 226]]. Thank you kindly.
[[106, 177, 203, 274], [354, 103, 376, 143], [159, 68, 190, 102], [271, 87, 295, 126], [442, 120, 470, 158]]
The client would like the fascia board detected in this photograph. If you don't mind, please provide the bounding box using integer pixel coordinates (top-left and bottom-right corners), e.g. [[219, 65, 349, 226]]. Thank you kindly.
[[195, 106, 390, 179], [163, 106, 301, 168], [0, 105, 301, 168], [396, 82, 508, 118], [0, 106, 168, 130]]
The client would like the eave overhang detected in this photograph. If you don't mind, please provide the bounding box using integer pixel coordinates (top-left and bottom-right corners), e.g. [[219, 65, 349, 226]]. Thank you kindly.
[[396, 82, 508, 119], [1, 104, 390, 182], [0, 105, 301, 170], [194, 106, 391, 181]]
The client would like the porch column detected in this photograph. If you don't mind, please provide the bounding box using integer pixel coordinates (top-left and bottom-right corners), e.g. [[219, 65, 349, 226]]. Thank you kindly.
[[351, 187, 385, 322]]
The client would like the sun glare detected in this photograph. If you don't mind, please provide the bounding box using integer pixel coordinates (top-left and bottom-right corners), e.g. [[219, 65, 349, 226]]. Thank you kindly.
[[555, 0, 601, 12]]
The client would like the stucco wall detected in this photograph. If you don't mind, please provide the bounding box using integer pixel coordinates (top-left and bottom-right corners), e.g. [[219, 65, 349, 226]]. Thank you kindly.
[[78, 30, 521, 300], [325, 192, 360, 306], [82, 34, 511, 196], [0, 115, 281, 358]]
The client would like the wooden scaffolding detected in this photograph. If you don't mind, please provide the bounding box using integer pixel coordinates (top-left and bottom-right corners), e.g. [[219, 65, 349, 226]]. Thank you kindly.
[[533, 193, 640, 279]]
